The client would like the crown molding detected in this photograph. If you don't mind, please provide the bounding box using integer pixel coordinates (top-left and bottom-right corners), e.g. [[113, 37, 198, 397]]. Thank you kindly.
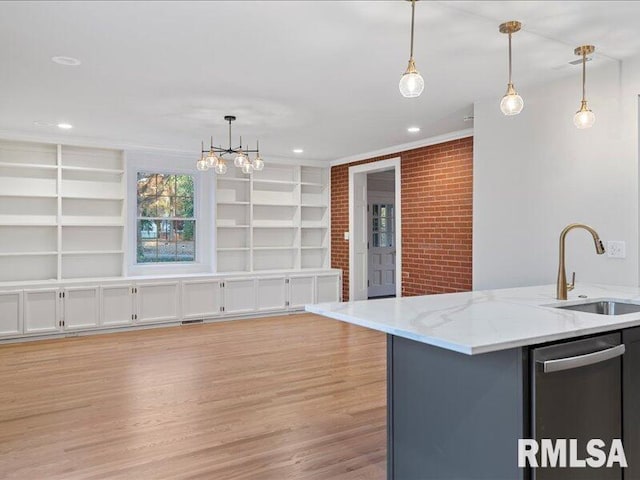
[[330, 128, 474, 167]]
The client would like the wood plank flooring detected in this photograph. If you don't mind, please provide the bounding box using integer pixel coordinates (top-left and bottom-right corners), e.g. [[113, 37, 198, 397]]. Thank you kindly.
[[0, 314, 387, 479]]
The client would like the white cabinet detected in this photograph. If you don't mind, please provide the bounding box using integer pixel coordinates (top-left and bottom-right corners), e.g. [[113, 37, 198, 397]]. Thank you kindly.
[[101, 284, 134, 327], [0, 290, 22, 337], [288, 275, 315, 309], [223, 278, 256, 315], [256, 276, 287, 312], [136, 281, 180, 324], [316, 273, 341, 303], [182, 279, 222, 320], [63, 286, 100, 331], [24, 288, 60, 334]]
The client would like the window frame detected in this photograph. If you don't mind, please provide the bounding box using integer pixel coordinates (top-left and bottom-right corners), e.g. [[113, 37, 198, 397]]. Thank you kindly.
[[126, 151, 214, 277], [135, 172, 197, 265]]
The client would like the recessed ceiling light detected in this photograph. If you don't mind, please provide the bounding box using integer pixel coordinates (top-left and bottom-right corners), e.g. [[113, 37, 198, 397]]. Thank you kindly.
[[33, 121, 54, 127], [51, 56, 81, 66], [293, 149, 304, 154], [57, 123, 73, 130], [407, 126, 420, 133]]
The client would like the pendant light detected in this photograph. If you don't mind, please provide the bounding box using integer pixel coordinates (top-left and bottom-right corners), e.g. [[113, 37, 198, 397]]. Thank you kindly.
[[499, 21, 524, 116], [573, 45, 596, 129], [399, 0, 424, 98]]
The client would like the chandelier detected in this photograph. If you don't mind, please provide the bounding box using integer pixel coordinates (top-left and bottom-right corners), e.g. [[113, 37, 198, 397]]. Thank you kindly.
[[196, 115, 264, 175]]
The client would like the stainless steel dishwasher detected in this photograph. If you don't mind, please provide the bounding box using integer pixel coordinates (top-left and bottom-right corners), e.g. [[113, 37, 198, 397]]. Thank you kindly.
[[531, 332, 625, 480]]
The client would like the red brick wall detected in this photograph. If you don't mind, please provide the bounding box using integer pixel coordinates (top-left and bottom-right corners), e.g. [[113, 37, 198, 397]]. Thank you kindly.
[[331, 137, 473, 300]]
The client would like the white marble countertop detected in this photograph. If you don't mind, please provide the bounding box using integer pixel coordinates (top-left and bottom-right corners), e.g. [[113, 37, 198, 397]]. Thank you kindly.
[[305, 283, 640, 355]]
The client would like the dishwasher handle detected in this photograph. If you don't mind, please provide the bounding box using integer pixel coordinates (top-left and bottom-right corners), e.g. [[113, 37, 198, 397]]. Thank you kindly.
[[538, 344, 625, 373]]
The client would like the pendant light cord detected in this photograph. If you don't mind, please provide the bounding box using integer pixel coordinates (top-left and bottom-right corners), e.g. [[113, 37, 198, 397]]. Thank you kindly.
[[508, 33, 513, 85], [409, 0, 415, 59], [582, 50, 587, 102]]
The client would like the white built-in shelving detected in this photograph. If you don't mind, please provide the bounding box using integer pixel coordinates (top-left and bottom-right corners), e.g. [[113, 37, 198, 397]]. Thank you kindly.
[[0, 140, 125, 282], [216, 164, 329, 272]]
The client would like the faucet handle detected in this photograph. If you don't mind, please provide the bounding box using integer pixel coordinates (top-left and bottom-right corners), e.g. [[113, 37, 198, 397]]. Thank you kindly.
[[567, 271, 576, 292]]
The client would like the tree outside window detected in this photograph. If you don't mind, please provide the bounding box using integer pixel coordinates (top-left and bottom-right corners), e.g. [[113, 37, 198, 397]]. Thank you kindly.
[[137, 173, 195, 263]]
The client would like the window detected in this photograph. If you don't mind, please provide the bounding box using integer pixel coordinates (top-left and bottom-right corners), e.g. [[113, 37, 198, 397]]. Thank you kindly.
[[371, 203, 394, 248], [136, 173, 195, 263]]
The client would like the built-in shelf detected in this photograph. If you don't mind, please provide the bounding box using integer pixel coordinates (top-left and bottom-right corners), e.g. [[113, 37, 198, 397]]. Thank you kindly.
[[61, 165, 124, 175], [0, 162, 57, 170], [61, 194, 124, 201], [252, 202, 298, 207], [0, 215, 57, 226], [252, 179, 297, 186], [216, 163, 330, 272], [62, 250, 124, 255], [0, 251, 58, 257], [0, 140, 126, 282]]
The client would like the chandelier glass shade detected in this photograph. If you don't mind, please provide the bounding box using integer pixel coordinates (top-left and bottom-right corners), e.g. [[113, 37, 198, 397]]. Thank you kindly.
[[197, 116, 263, 175]]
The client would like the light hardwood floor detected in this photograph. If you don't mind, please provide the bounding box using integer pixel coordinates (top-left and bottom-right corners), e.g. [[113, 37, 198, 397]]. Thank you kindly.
[[0, 314, 386, 480]]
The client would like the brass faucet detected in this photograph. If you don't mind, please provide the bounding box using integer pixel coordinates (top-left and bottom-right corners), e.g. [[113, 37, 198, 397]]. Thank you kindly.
[[557, 223, 605, 300]]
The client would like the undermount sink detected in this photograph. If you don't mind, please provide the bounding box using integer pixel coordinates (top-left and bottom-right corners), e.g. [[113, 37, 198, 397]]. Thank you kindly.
[[555, 300, 640, 316]]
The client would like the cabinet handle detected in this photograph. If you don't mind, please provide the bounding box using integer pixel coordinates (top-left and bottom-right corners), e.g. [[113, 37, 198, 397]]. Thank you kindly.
[[539, 344, 625, 373]]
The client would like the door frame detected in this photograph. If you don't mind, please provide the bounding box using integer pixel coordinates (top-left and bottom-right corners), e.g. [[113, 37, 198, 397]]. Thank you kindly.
[[348, 157, 402, 300]]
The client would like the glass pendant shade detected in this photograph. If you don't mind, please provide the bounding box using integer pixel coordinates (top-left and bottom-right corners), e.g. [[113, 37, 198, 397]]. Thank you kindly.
[[234, 152, 246, 168], [500, 84, 524, 116], [252, 156, 264, 171], [196, 158, 209, 171], [206, 151, 219, 168], [574, 101, 596, 129], [241, 160, 253, 174], [214, 160, 228, 175], [399, 60, 424, 98]]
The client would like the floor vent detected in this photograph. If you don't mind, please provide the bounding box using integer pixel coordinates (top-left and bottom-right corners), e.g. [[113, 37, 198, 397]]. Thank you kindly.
[[181, 319, 204, 325]]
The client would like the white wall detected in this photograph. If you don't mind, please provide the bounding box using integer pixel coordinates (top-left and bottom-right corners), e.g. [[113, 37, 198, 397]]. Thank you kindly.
[[473, 56, 640, 290]]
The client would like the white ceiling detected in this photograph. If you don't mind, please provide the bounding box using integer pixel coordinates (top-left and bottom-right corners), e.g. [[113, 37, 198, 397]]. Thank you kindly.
[[1, 1, 639, 162]]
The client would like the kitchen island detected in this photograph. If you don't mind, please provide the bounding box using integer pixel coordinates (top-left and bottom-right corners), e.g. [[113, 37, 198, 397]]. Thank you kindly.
[[306, 284, 640, 480]]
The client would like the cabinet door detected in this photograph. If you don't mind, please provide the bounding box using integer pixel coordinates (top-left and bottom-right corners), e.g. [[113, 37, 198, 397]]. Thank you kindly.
[[256, 277, 287, 312], [0, 290, 22, 338], [315, 273, 341, 303], [64, 286, 100, 331], [182, 279, 222, 320], [288, 275, 314, 310], [24, 288, 60, 334], [101, 284, 134, 327], [136, 281, 180, 324], [623, 327, 640, 480], [223, 278, 256, 315]]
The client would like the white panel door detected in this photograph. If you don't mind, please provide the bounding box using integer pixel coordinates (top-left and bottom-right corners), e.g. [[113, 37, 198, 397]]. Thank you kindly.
[[101, 284, 134, 327], [223, 278, 256, 315], [136, 281, 180, 324], [316, 274, 341, 304], [24, 288, 60, 334], [368, 200, 396, 298], [256, 276, 287, 312], [64, 286, 100, 331], [288, 275, 315, 309], [182, 279, 222, 320], [0, 290, 22, 338], [353, 173, 368, 300]]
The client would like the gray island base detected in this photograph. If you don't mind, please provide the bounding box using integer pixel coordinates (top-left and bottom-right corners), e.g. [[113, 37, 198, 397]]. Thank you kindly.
[[306, 284, 640, 480]]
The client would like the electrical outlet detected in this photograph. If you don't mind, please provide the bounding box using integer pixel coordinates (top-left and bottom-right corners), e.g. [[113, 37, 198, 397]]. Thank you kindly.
[[607, 241, 626, 259], [344, 231, 350, 241]]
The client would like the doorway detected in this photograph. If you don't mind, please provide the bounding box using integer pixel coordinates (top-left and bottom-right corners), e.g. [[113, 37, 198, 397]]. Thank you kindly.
[[367, 171, 396, 298], [348, 157, 401, 301]]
